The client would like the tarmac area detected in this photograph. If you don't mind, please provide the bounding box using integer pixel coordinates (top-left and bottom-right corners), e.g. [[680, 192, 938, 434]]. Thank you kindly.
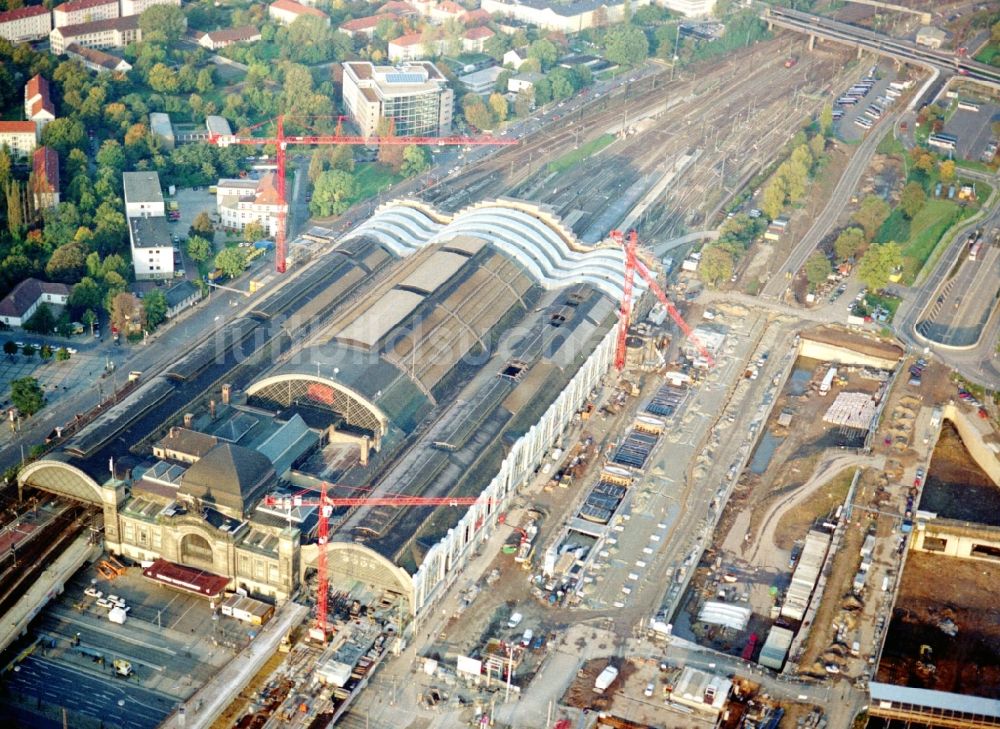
[[0, 560, 253, 728], [944, 100, 1000, 162]]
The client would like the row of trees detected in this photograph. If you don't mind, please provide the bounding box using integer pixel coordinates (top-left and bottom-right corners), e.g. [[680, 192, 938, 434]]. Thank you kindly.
[[759, 132, 827, 219]]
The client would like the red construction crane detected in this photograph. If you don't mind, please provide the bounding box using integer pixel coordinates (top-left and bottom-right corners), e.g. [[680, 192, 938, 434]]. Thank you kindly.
[[613, 229, 714, 370], [263, 484, 491, 641], [207, 115, 517, 274]]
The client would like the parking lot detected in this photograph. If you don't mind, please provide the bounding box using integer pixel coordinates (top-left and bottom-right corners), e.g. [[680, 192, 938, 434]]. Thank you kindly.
[[943, 99, 1000, 161], [834, 63, 900, 142], [0, 344, 109, 419], [0, 561, 252, 728]]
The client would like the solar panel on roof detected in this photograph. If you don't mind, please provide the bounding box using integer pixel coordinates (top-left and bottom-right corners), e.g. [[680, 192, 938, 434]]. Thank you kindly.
[[386, 72, 425, 84]]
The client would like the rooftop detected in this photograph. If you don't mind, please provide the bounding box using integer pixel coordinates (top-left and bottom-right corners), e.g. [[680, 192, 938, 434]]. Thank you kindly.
[[0, 5, 50, 21], [123, 170, 164, 206], [0, 278, 70, 318], [199, 25, 260, 43], [54, 14, 139, 37], [340, 13, 393, 31], [0, 121, 37, 135], [32, 147, 59, 193], [128, 215, 171, 250], [142, 559, 230, 599], [155, 427, 219, 460], [163, 279, 199, 308], [270, 0, 329, 18], [65, 43, 130, 70], [179, 442, 275, 517], [55, 0, 118, 13]]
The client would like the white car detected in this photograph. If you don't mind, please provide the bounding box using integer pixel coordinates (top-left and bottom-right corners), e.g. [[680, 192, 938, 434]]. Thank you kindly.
[[84, 587, 102, 598], [96, 598, 112, 608], [66, 347, 78, 354], [507, 612, 523, 628], [644, 682, 655, 697]]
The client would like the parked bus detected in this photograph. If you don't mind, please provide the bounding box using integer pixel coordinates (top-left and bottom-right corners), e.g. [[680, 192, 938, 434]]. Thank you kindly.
[[928, 133, 958, 151], [969, 240, 984, 261]]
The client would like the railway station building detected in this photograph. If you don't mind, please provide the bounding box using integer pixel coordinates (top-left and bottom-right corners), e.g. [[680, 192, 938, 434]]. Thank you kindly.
[[19, 198, 646, 629]]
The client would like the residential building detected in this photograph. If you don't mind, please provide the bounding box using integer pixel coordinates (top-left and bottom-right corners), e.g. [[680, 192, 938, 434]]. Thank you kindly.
[[268, 0, 330, 26], [429, 0, 464, 22], [462, 8, 491, 25], [342, 61, 453, 137], [459, 65, 504, 95], [502, 47, 528, 68], [387, 31, 445, 61], [0, 121, 38, 160], [123, 171, 166, 218], [378, 0, 417, 16], [163, 280, 202, 319], [916, 26, 947, 49], [337, 13, 394, 39], [0, 5, 52, 42], [0, 278, 71, 329], [216, 173, 286, 237], [196, 25, 261, 50], [659, 0, 714, 16], [53, 0, 119, 29], [480, 0, 649, 32], [24, 74, 56, 134], [120, 0, 181, 17], [508, 71, 542, 93], [128, 215, 175, 279], [149, 112, 175, 150], [65, 43, 132, 73], [50, 15, 141, 54], [31, 146, 60, 210], [462, 25, 494, 52]]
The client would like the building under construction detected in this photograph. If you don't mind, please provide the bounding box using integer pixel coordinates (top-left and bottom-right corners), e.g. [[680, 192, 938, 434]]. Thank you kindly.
[[18, 198, 646, 627]]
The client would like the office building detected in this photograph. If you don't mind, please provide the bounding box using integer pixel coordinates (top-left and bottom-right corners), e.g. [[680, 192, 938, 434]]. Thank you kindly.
[[342, 61, 453, 137]]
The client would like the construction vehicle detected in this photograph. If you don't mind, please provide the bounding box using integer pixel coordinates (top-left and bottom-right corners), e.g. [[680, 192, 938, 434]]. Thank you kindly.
[[96, 556, 126, 580], [113, 659, 133, 677]]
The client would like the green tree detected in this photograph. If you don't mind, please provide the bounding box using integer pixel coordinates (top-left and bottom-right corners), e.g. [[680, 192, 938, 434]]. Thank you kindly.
[[819, 103, 834, 137], [190, 211, 214, 237], [147, 63, 180, 93], [110, 291, 143, 334], [139, 4, 186, 43], [195, 67, 214, 94], [56, 347, 70, 361], [3, 340, 18, 357], [82, 308, 98, 335], [852, 195, 891, 241], [548, 67, 576, 100], [834, 227, 866, 261], [488, 92, 508, 122], [39, 344, 53, 361], [40, 117, 86, 155], [310, 170, 357, 217], [21, 344, 34, 359], [760, 178, 786, 219], [95, 140, 125, 175], [68, 277, 103, 316], [899, 181, 926, 219], [400, 145, 430, 177], [215, 247, 248, 279], [857, 241, 902, 292], [143, 290, 168, 330], [527, 39, 558, 69], [23, 303, 55, 334], [604, 24, 649, 66], [187, 235, 212, 263], [698, 246, 734, 287], [10, 377, 44, 416], [804, 251, 832, 290], [243, 220, 265, 243], [939, 159, 956, 183], [46, 242, 88, 283], [465, 100, 494, 131]]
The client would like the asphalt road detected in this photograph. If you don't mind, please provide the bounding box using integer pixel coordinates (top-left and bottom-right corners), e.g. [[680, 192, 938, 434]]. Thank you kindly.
[[4, 654, 172, 729], [761, 111, 898, 300]]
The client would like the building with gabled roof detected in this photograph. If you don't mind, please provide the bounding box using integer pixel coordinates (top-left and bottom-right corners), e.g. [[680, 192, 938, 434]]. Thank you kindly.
[[0, 121, 38, 160], [31, 146, 60, 210], [337, 13, 394, 38], [196, 25, 261, 50], [0, 277, 71, 328], [481, 0, 649, 32], [53, 0, 119, 29], [216, 173, 287, 237], [0, 5, 51, 42], [65, 43, 133, 73], [24, 74, 56, 133], [49, 14, 141, 53], [379, 0, 417, 15], [462, 25, 495, 52], [268, 0, 330, 25], [120, 0, 181, 17]]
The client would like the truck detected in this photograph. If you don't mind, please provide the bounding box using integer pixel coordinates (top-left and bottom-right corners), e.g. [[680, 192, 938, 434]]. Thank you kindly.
[[113, 659, 133, 677], [594, 665, 619, 694], [819, 366, 837, 395]]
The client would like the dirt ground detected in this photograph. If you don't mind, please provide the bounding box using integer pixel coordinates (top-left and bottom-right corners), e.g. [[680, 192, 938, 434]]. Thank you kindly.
[[773, 468, 854, 550], [876, 551, 1000, 698]]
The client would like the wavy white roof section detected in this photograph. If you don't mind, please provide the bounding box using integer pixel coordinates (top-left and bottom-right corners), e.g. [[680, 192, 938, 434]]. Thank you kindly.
[[342, 200, 644, 301]]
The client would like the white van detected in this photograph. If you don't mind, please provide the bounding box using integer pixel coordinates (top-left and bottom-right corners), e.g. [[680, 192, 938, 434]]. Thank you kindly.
[[507, 612, 523, 628], [521, 629, 534, 647]]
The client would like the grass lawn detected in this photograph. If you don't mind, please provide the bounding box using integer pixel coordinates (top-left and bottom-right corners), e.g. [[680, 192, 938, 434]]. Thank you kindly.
[[876, 130, 905, 156], [547, 133, 615, 174], [352, 163, 405, 203], [974, 42, 1000, 67], [884, 199, 961, 283], [956, 158, 998, 175]]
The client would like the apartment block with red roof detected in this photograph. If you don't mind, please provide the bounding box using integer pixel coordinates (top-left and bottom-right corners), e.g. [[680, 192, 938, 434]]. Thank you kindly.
[[216, 173, 287, 237], [53, 0, 119, 29], [24, 74, 56, 134], [196, 25, 261, 50], [0, 5, 52, 42], [0, 121, 38, 160], [31, 146, 60, 210], [120, 0, 180, 18], [268, 0, 329, 26], [337, 13, 395, 39], [462, 25, 494, 52], [49, 14, 141, 53]]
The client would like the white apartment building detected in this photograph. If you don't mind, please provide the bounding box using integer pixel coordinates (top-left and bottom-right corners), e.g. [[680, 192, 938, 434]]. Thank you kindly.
[[129, 216, 175, 279], [65, 43, 133, 73], [659, 0, 715, 16], [342, 61, 453, 138], [50, 15, 141, 53], [0, 5, 52, 42], [53, 0, 119, 29], [0, 278, 71, 329], [216, 173, 286, 237], [0, 121, 38, 161], [123, 171, 166, 217], [480, 0, 650, 32], [24, 74, 56, 134], [120, 0, 181, 17], [387, 32, 445, 62], [268, 0, 330, 26]]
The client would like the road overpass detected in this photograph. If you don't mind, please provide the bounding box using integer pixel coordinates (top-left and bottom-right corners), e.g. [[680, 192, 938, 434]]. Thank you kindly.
[[762, 5, 1000, 91]]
